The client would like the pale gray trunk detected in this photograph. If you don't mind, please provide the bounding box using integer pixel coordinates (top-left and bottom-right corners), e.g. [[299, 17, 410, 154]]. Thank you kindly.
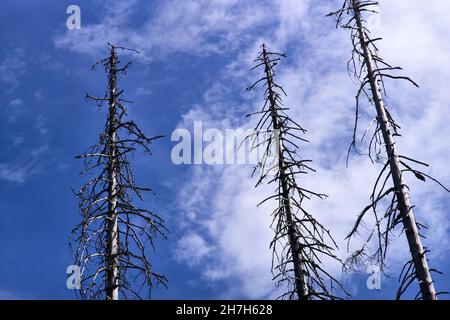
[[281, 169, 309, 300], [106, 49, 119, 300], [352, 0, 436, 300], [262, 45, 309, 300]]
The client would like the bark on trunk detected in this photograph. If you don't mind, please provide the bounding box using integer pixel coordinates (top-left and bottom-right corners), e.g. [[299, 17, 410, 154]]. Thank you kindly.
[[262, 45, 309, 300], [282, 172, 309, 300], [352, 0, 436, 300], [105, 47, 119, 300]]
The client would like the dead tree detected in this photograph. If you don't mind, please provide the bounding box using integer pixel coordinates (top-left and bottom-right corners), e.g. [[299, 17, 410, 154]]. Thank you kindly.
[[71, 43, 167, 300], [328, 0, 449, 300], [246, 44, 347, 300]]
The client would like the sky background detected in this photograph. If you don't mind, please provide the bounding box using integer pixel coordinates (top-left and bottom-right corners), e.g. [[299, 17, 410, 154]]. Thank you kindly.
[[0, 0, 449, 299]]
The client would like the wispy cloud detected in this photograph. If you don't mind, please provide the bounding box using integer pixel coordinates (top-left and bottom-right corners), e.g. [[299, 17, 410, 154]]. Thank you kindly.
[[54, 0, 277, 60], [51, 0, 450, 298], [0, 161, 39, 184], [171, 0, 450, 299], [0, 98, 51, 184], [0, 141, 50, 184], [0, 48, 27, 92], [7, 98, 25, 123]]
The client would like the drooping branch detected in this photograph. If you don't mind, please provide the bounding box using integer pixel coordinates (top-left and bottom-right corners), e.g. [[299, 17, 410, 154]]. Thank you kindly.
[[247, 44, 348, 300], [71, 43, 167, 300]]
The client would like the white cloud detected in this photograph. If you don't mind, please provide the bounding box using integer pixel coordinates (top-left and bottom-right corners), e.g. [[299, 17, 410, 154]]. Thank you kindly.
[[0, 162, 38, 184], [135, 86, 152, 96], [54, 0, 276, 60], [6, 98, 26, 123], [51, 0, 450, 298], [13, 135, 24, 147], [176, 164, 282, 298], [9, 98, 23, 107], [0, 48, 26, 92], [176, 233, 213, 267], [34, 90, 43, 100], [34, 115, 50, 136], [0, 140, 49, 183], [172, 0, 450, 299]]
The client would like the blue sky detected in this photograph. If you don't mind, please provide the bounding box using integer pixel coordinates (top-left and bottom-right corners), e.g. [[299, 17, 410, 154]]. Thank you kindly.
[[0, 0, 449, 299]]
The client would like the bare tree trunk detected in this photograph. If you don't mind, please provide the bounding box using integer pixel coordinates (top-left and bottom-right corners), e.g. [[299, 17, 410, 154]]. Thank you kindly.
[[247, 43, 346, 299], [105, 47, 119, 300], [262, 45, 309, 300], [73, 43, 166, 300], [352, 0, 436, 300], [281, 174, 309, 300]]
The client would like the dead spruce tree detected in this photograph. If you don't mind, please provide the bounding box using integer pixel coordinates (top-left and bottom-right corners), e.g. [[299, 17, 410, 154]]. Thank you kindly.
[[246, 44, 347, 300], [71, 43, 166, 300], [328, 0, 449, 300]]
